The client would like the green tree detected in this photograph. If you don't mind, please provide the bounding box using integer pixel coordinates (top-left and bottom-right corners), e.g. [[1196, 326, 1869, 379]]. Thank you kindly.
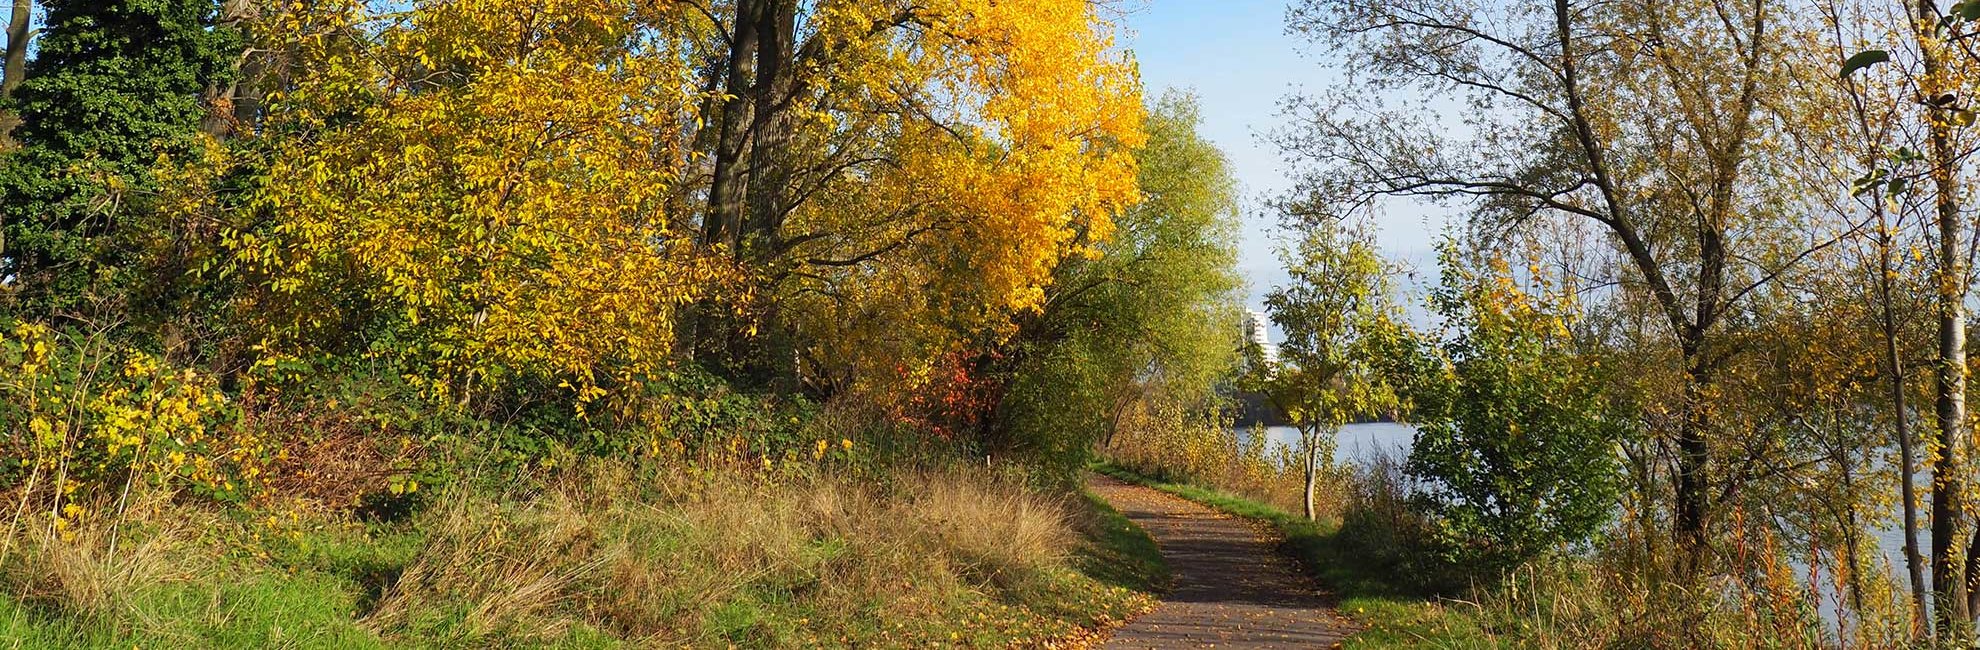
[[1388, 246, 1624, 573], [0, 0, 236, 313], [995, 91, 1244, 469], [1255, 217, 1397, 521]]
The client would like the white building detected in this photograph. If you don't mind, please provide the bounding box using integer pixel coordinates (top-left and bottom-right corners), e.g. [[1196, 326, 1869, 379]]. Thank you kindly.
[[1242, 309, 1280, 368]]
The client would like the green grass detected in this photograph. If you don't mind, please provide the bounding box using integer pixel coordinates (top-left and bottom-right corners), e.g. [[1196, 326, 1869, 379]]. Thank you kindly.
[[0, 567, 389, 649], [1091, 461, 1503, 649]]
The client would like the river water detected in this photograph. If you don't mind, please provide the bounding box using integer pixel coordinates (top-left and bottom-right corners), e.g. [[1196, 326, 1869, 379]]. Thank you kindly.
[[1259, 422, 1417, 466]]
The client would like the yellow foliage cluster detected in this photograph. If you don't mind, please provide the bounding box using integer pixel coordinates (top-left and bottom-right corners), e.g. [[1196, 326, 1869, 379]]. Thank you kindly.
[[196, 0, 1147, 409], [766, 0, 1145, 391], [1, 324, 251, 539], [231, 0, 732, 406]]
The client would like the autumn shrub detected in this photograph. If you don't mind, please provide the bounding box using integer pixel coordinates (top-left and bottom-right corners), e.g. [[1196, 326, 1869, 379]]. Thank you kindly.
[[0, 322, 253, 533], [1103, 399, 1320, 517], [1379, 252, 1627, 579]]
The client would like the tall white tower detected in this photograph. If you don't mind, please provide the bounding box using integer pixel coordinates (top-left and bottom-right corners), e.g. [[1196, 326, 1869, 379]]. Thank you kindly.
[[1242, 309, 1280, 367]]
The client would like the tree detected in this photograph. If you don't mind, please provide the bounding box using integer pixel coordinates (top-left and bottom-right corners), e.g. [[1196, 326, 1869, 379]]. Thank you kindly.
[[211, 0, 1144, 424], [1901, 1, 1978, 631], [677, 0, 1145, 392], [993, 91, 1243, 466], [1256, 217, 1398, 521], [231, 0, 729, 413], [1821, 0, 1980, 634], [0, 0, 237, 313], [1283, 0, 1852, 578], [1387, 246, 1624, 573]]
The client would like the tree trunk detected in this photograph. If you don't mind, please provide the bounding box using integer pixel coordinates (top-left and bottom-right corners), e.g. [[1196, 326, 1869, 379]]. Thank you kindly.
[[1, 0, 27, 263], [1, 0, 27, 143], [199, 0, 257, 137], [1840, 447, 1867, 621], [742, 0, 797, 261], [1932, 190, 1970, 635], [1879, 218, 1930, 633], [1927, 114, 1971, 639], [1302, 425, 1318, 521], [704, 0, 762, 252], [1913, 0, 1972, 634], [1674, 340, 1714, 576]]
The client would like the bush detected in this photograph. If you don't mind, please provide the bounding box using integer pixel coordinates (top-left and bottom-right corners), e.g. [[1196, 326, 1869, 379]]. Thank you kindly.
[[1385, 252, 1625, 576], [0, 322, 250, 529]]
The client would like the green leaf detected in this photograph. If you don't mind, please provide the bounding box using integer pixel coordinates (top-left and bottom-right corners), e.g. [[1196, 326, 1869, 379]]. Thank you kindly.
[[1840, 49, 1890, 79], [1851, 168, 1888, 197]]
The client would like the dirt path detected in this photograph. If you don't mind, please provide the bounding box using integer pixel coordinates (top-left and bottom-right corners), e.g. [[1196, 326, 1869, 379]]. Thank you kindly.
[[1089, 474, 1357, 649]]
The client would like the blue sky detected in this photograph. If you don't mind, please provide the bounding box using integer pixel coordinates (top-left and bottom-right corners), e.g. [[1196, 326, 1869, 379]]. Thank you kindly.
[[1119, 1, 1449, 318]]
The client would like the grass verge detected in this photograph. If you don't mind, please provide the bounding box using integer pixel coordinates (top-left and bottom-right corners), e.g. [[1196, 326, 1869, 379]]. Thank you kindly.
[[1091, 461, 1500, 649], [1, 461, 1164, 649]]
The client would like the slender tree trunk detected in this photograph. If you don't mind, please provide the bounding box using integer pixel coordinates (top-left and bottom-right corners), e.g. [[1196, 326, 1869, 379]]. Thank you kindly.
[[1302, 424, 1318, 521], [1, 0, 28, 264], [1840, 443, 1867, 620], [199, 0, 257, 137], [1, 0, 27, 135], [1927, 116, 1971, 638], [1879, 218, 1931, 633], [694, 0, 763, 371]]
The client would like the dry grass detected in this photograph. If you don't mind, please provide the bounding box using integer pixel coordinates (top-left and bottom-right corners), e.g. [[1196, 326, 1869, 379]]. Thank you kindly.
[[0, 456, 1145, 648], [0, 494, 208, 621], [360, 459, 1129, 647]]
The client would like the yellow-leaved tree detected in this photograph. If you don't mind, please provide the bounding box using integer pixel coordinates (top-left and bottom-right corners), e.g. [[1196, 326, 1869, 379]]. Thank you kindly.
[[682, 0, 1145, 395], [209, 0, 1141, 422], [232, 0, 732, 409]]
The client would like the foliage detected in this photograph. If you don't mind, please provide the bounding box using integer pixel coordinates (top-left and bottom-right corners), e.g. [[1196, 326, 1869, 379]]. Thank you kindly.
[[0, 0, 238, 313], [229, 0, 733, 412], [1386, 248, 1626, 574], [994, 91, 1244, 470], [0, 321, 250, 529], [710, 0, 1147, 393]]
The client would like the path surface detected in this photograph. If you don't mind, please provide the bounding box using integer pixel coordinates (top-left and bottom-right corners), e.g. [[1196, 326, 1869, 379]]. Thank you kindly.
[[1089, 474, 1357, 649]]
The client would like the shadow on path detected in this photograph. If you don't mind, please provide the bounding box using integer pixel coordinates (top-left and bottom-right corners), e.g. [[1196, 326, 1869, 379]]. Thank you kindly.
[[1090, 474, 1357, 649]]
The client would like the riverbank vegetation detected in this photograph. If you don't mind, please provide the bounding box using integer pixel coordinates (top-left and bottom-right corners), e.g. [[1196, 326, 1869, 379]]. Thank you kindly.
[[1100, 0, 1980, 647], [0, 1, 1241, 647]]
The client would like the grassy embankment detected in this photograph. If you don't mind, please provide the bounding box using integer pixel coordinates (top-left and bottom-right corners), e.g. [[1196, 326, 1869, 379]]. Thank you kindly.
[[1, 457, 1169, 649], [1092, 461, 1501, 649]]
